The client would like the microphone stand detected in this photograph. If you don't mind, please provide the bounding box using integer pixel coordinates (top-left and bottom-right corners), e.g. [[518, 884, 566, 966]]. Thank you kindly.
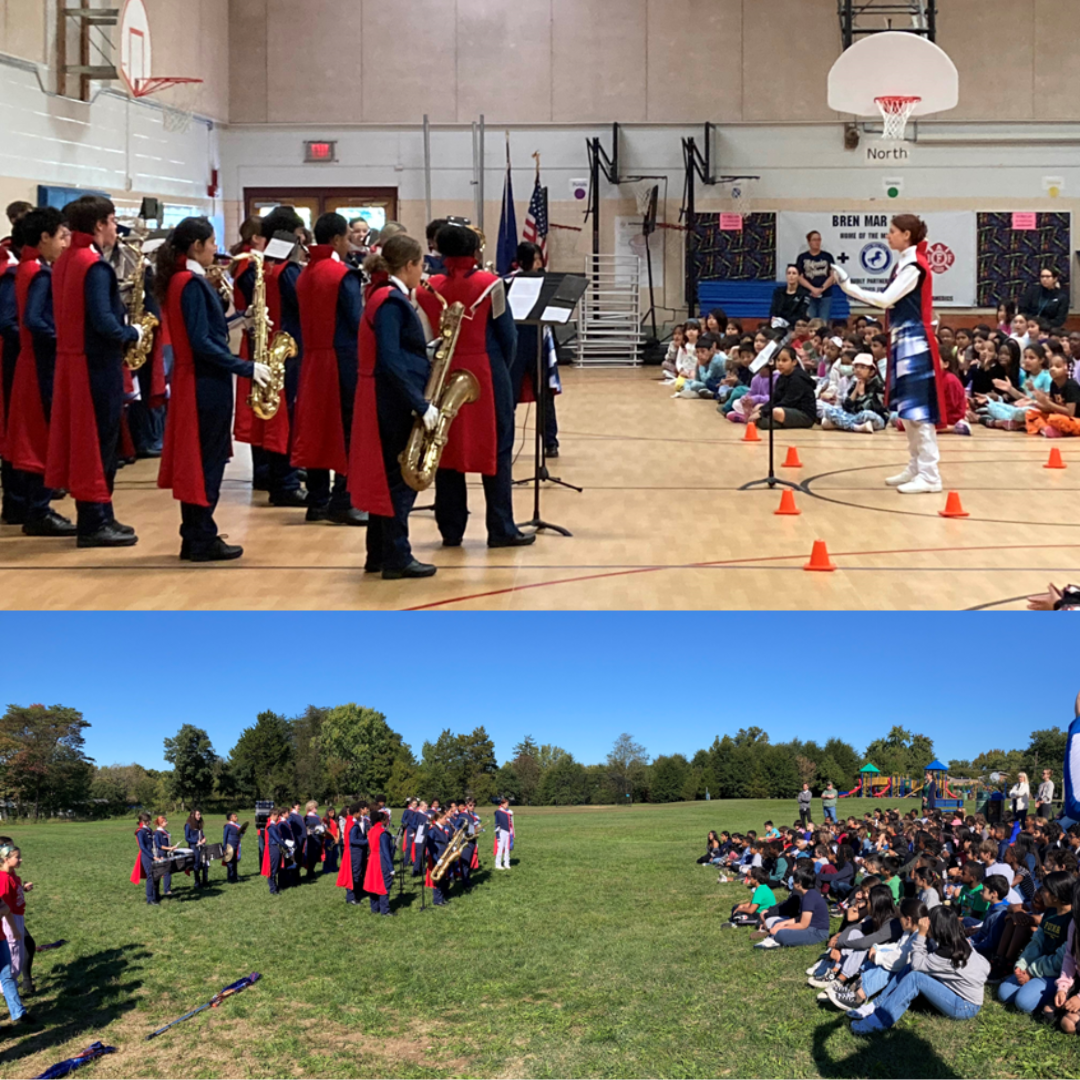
[[738, 325, 802, 494]]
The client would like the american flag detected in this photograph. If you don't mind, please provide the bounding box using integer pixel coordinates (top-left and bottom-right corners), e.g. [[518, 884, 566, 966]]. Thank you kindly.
[[522, 175, 548, 264]]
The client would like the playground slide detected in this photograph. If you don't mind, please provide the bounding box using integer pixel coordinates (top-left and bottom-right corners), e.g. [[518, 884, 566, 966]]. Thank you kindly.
[[874, 779, 892, 797], [945, 780, 963, 800], [838, 780, 862, 798]]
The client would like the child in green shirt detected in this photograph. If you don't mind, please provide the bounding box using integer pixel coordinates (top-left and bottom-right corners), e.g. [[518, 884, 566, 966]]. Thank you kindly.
[[723, 867, 777, 929], [959, 862, 989, 926]]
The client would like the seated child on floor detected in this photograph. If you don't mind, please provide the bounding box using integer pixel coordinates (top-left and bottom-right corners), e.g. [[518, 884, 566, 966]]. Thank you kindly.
[[723, 867, 778, 928], [820, 353, 887, 433], [1025, 353, 1080, 437], [982, 342, 1052, 430], [662, 324, 686, 377], [746, 345, 817, 431], [754, 865, 831, 949], [677, 332, 727, 398]]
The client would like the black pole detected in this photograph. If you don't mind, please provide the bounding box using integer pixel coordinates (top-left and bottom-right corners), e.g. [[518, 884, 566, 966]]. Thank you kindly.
[[738, 340, 801, 495], [684, 138, 697, 319]]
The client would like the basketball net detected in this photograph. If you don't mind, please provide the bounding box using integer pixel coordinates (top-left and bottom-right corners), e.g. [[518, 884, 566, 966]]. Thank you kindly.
[[875, 95, 920, 141], [729, 180, 753, 218]]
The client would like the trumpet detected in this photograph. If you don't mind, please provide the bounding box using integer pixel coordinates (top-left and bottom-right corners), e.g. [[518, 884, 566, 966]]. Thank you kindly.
[[205, 262, 234, 306]]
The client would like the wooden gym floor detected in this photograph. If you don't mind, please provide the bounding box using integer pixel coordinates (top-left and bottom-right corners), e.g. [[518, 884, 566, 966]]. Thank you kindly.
[[1, 366, 1077, 611]]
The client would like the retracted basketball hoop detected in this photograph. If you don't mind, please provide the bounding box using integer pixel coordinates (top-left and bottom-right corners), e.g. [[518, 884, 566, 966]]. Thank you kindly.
[[875, 95, 922, 142]]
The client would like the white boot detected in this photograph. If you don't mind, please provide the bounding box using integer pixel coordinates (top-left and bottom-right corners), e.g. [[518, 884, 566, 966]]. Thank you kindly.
[[897, 474, 942, 494], [885, 468, 916, 487], [888, 418, 924, 487]]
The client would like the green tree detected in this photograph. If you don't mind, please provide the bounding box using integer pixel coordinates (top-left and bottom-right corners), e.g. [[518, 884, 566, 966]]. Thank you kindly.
[[495, 763, 521, 803], [293, 705, 329, 801], [649, 754, 689, 802], [318, 704, 402, 798], [1025, 728, 1068, 778], [537, 755, 588, 805], [163, 724, 217, 809], [228, 711, 295, 803], [89, 772, 128, 817], [511, 736, 541, 805], [420, 727, 498, 804], [583, 763, 620, 804], [606, 733, 649, 802], [0, 703, 94, 818]]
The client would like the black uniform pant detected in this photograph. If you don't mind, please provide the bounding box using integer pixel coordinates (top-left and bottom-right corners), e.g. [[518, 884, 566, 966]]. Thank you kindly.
[[307, 469, 351, 513], [180, 456, 227, 554], [268, 358, 303, 500], [75, 470, 117, 536], [226, 857, 239, 883], [129, 363, 165, 455], [267, 847, 280, 893], [2, 463, 51, 524], [366, 453, 418, 571], [434, 452, 518, 544]]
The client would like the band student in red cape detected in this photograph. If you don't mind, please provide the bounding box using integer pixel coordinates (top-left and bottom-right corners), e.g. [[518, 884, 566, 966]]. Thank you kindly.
[[422, 223, 534, 549], [834, 213, 948, 495], [260, 807, 283, 895], [131, 811, 158, 906], [292, 212, 366, 527], [154, 216, 269, 561], [45, 195, 141, 547], [362, 808, 396, 916], [337, 801, 370, 906], [0, 229, 23, 526], [347, 234, 438, 580], [7, 208, 74, 536]]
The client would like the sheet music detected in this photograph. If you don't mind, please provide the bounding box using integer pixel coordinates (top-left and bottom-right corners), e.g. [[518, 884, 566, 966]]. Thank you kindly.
[[508, 276, 544, 321], [540, 305, 573, 324], [263, 237, 295, 261], [750, 339, 778, 374]]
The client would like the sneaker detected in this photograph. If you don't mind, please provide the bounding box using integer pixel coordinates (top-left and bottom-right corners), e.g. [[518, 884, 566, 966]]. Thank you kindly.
[[719, 921, 737, 929], [807, 973, 837, 989], [827, 983, 863, 1010], [896, 475, 943, 495], [885, 468, 916, 487], [806, 963, 824, 977], [748, 929, 770, 940], [754, 937, 781, 949], [820, 415, 835, 430], [847, 1002, 876, 1020], [954, 420, 972, 436], [850, 1012, 886, 1034]]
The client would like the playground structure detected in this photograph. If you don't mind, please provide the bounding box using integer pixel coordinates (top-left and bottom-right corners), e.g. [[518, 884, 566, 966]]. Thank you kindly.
[[839, 763, 917, 799]]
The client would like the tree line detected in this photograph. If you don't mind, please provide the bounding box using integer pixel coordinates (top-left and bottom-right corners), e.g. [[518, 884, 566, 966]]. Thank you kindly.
[[0, 703, 1070, 819]]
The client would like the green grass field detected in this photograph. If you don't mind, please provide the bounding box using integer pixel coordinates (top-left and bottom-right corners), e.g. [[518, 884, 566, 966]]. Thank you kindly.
[[0, 799, 1075, 1079]]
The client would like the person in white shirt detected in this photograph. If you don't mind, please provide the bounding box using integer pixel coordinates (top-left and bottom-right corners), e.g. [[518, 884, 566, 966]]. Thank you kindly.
[[1036, 770, 1056, 819], [1009, 773, 1031, 826]]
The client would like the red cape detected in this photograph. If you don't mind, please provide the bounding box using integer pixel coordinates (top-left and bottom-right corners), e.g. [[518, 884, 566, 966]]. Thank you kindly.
[[292, 247, 350, 472], [362, 821, 388, 895], [260, 827, 274, 877], [336, 814, 355, 889], [347, 285, 396, 517], [158, 268, 211, 505], [130, 827, 147, 883], [0, 257, 14, 456], [235, 261, 289, 454], [45, 233, 112, 502], [426, 258, 497, 475], [7, 250, 50, 473]]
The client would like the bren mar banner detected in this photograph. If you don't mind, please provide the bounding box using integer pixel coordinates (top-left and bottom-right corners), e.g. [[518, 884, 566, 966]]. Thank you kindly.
[[776, 212, 977, 308]]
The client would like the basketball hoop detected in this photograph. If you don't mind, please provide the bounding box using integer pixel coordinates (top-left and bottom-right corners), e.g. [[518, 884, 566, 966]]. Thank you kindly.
[[875, 95, 921, 141]]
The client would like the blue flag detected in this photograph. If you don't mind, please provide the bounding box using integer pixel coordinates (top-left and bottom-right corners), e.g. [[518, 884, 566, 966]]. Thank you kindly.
[[496, 149, 518, 276]]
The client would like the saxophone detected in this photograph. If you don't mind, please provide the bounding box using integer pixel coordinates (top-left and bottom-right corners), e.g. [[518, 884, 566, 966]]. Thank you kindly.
[[431, 824, 468, 883], [235, 251, 297, 421], [121, 238, 159, 371], [399, 284, 479, 492]]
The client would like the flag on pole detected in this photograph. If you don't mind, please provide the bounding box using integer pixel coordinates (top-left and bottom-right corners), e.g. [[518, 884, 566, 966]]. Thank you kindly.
[[522, 153, 549, 265], [495, 135, 518, 275]]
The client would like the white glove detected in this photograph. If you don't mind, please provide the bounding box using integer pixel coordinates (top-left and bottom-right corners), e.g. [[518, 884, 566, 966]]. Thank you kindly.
[[252, 361, 272, 388], [833, 264, 850, 285], [133, 324, 144, 344], [421, 404, 439, 433]]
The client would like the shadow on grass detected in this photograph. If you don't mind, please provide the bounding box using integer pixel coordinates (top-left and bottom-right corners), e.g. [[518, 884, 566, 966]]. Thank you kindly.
[[812, 1016, 961, 1079], [0, 942, 150, 1068]]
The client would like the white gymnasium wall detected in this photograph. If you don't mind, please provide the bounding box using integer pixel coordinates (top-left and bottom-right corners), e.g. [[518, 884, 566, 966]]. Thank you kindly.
[[221, 120, 1080, 313]]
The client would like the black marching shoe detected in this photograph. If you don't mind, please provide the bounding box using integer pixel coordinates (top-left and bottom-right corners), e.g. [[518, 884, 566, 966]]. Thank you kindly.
[[77, 524, 138, 548], [545, 445, 559, 458], [305, 505, 330, 522], [363, 561, 383, 574], [22, 510, 77, 537], [382, 559, 437, 580], [328, 508, 368, 526], [109, 519, 136, 536], [269, 490, 308, 508], [488, 531, 536, 549], [190, 538, 243, 562], [441, 537, 462, 548], [180, 541, 191, 561]]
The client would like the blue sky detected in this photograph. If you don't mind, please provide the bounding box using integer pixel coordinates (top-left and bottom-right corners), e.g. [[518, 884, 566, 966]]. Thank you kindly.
[[0, 612, 1075, 771]]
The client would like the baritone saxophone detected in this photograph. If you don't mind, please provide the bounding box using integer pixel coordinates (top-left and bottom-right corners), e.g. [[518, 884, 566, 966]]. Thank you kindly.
[[121, 238, 159, 371], [233, 250, 296, 421], [399, 285, 479, 492]]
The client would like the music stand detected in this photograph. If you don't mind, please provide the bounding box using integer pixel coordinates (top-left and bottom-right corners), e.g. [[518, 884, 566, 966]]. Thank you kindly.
[[506, 272, 588, 537], [738, 328, 802, 494]]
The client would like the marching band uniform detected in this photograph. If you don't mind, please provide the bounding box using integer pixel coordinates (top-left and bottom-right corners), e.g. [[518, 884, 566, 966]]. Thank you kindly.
[[322, 812, 340, 874], [159, 257, 254, 559], [494, 805, 512, 870], [131, 822, 158, 905], [425, 818, 451, 906], [46, 232, 139, 544], [423, 257, 528, 547], [223, 819, 241, 884], [293, 246, 364, 523], [348, 276, 433, 577], [184, 817, 208, 889], [263, 257, 305, 506], [0, 250, 22, 525], [261, 817, 282, 895], [231, 257, 271, 492], [286, 807, 305, 888], [8, 245, 73, 534], [303, 812, 322, 879], [362, 817, 395, 915], [153, 824, 173, 896]]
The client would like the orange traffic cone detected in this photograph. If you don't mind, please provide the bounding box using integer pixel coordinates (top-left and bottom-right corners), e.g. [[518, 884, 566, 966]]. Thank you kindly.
[[781, 446, 802, 468], [938, 491, 969, 518], [775, 489, 801, 515], [1045, 447, 1067, 469], [743, 421, 761, 443], [803, 539, 836, 572]]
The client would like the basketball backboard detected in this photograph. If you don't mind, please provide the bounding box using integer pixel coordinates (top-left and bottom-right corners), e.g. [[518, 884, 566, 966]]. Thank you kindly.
[[827, 31, 958, 118], [118, 0, 152, 96]]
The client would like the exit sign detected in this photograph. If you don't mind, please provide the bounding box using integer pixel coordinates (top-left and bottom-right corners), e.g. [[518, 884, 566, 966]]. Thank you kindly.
[[304, 140, 336, 163]]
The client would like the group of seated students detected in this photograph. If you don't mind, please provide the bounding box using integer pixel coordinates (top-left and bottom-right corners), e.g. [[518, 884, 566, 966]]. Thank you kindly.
[[661, 304, 1080, 438], [697, 806, 1080, 1036]]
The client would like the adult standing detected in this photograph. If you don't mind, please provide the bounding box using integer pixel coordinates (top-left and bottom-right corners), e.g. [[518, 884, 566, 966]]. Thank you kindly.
[[1035, 769, 1056, 820], [1009, 773, 1031, 827], [923, 771, 938, 813], [821, 781, 839, 824], [795, 231, 837, 323], [834, 214, 948, 495], [797, 783, 813, 827], [1019, 267, 1068, 329], [770, 265, 810, 327]]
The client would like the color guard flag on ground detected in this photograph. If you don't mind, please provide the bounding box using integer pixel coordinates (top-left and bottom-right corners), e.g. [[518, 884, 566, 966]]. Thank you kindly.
[[495, 137, 518, 276], [523, 161, 548, 266]]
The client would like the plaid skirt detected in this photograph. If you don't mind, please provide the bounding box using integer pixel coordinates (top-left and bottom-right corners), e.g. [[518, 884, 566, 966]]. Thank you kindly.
[[890, 320, 939, 424]]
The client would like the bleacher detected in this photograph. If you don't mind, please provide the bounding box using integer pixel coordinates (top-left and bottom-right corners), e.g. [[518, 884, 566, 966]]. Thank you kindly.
[[697, 281, 850, 322]]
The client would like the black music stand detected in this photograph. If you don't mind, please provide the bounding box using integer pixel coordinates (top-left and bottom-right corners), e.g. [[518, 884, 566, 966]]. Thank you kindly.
[[507, 272, 588, 536], [738, 330, 801, 494]]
